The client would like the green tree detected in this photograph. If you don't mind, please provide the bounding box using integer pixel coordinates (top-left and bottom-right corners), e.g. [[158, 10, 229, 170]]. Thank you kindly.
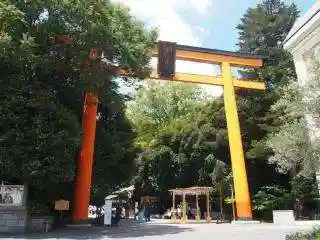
[[0, 0, 157, 210], [127, 81, 231, 211], [261, 61, 320, 217], [253, 185, 292, 212], [235, 0, 299, 195], [266, 119, 319, 178], [210, 158, 230, 217], [237, 0, 298, 87], [265, 61, 320, 179], [126, 81, 206, 148]]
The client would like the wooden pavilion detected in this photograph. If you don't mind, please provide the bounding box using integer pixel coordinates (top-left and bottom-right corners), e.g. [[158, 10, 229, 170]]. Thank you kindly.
[[169, 186, 213, 223]]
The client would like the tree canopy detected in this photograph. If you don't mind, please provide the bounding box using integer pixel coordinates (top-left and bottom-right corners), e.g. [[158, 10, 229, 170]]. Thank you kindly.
[[0, 0, 157, 210], [237, 0, 298, 87], [126, 81, 208, 148], [265, 62, 320, 179]]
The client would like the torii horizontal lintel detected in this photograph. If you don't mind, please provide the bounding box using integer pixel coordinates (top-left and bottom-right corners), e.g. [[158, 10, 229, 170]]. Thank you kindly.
[[233, 79, 266, 90], [152, 43, 264, 68], [150, 72, 266, 90], [109, 65, 265, 90]]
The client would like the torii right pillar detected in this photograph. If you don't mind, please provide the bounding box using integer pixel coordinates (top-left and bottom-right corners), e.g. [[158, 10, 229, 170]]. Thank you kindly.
[[222, 62, 253, 220]]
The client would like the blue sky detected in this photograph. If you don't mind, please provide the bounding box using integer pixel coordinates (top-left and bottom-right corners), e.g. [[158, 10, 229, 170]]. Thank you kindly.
[[114, 0, 316, 51], [184, 0, 316, 51]]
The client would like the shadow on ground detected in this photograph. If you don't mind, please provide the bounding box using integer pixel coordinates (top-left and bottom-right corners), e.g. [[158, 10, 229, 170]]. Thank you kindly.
[[0, 221, 193, 239]]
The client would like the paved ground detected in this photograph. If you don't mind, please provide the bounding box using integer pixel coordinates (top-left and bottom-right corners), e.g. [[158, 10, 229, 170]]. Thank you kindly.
[[0, 220, 316, 240]]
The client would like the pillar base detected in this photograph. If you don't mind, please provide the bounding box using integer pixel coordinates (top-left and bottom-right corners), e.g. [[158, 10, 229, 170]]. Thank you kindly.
[[231, 220, 260, 224], [236, 216, 253, 221], [181, 216, 188, 224], [67, 219, 92, 228]]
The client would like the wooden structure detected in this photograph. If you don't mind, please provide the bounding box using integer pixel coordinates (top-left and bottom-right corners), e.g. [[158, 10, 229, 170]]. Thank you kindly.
[[169, 187, 213, 223], [55, 37, 265, 222]]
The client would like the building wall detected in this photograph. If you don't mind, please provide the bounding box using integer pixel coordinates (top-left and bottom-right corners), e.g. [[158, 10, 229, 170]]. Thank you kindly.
[[284, 2, 320, 193]]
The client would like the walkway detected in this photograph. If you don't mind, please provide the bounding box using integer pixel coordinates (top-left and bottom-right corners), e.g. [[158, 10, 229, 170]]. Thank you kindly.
[[0, 219, 315, 240]]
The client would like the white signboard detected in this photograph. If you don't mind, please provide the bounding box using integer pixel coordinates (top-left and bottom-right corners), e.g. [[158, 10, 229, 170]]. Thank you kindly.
[[104, 200, 112, 226], [0, 185, 24, 206], [273, 210, 295, 225]]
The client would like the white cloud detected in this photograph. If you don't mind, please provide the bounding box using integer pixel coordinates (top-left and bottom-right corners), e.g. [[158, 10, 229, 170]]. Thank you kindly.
[[189, 0, 212, 14], [113, 0, 222, 97], [112, 0, 207, 46]]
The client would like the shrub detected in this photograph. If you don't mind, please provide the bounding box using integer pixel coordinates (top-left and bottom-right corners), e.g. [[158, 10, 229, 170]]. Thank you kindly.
[[286, 227, 320, 240]]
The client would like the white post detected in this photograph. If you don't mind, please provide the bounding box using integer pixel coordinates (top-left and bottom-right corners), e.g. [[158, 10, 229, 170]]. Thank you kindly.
[[104, 200, 112, 226]]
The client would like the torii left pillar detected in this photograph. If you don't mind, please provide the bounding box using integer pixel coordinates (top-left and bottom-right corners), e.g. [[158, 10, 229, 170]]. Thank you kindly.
[[72, 92, 98, 222]]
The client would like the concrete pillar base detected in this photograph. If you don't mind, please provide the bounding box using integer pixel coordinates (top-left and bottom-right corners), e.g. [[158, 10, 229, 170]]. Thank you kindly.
[[231, 220, 260, 224], [66, 220, 92, 228]]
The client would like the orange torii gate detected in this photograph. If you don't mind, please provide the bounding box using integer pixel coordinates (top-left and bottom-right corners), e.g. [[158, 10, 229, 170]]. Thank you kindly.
[[71, 41, 265, 222]]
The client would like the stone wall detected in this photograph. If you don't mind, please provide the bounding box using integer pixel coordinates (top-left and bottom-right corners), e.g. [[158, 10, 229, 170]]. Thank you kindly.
[[0, 206, 27, 233], [26, 216, 54, 233]]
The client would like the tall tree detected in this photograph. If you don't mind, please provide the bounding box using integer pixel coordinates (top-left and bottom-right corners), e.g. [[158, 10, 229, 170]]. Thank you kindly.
[[237, 0, 298, 87], [0, 0, 157, 210], [265, 62, 320, 179], [235, 0, 299, 194]]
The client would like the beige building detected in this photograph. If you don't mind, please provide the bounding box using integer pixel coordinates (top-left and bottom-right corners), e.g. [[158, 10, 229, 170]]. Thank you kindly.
[[284, 1, 320, 85], [283, 1, 320, 191]]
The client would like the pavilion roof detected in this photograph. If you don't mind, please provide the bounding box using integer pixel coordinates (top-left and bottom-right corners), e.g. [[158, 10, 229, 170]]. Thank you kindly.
[[169, 186, 213, 195]]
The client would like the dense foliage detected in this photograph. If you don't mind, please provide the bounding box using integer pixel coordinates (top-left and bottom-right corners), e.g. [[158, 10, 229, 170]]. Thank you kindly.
[[266, 63, 320, 179], [286, 227, 320, 240], [0, 0, 157, 211], [127, 82, 227, 189], [237, 0, 298, 87], [127, 82, 232, 210]]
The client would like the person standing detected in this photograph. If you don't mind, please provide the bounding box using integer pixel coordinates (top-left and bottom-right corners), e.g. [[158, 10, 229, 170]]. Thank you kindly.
[[143, 203, 148, 222], [115, 204, 122, 225], [143, 202, 150, 222], [147, 202, 151, 222]]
